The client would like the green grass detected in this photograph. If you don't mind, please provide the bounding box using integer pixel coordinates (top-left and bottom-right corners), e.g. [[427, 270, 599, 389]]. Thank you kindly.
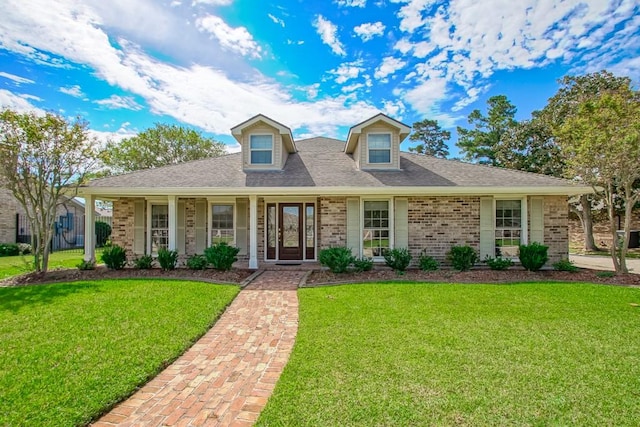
[[258, 283, 640, 426], [0, 279, 239, 426], [0, 249, 103, 280]]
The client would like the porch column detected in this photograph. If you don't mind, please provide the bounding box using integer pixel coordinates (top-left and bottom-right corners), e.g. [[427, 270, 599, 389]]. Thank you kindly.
[[249, 195, 258, 269], [83, 194, 96, 263], [168, 195, 177, 251]]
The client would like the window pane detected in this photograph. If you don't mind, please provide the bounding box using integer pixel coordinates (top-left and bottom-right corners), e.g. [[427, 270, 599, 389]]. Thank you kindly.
[[250, 135, 273, 149], [212, 204, 234, 244], [306, 205, 314, 248], [495, 200, 522, 257], [368, 134, 391, 148], [251, 150, 272, 164], [363, 200, 390, 258], [369, 149, 390, 163]]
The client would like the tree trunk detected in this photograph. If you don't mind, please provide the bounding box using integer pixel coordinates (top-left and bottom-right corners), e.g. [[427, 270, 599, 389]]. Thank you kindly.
[[606, 187, 622, 273], [579, 195, 599, 251]]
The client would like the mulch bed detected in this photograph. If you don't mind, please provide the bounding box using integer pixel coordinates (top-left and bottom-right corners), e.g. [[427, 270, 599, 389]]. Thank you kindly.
[[2, 266, 639, 288]]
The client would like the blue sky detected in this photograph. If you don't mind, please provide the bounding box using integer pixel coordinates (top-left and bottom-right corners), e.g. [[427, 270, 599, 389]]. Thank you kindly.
[[1, 0, 638, 157]]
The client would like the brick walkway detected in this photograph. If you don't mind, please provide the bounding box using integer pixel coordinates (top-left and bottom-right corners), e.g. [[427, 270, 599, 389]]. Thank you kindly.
[[93, 270, 303, 427]]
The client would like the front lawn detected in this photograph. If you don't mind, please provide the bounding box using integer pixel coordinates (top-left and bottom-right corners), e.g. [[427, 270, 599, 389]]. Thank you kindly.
[[0, 279, 239, 426], [0, 249, 103, 280], [258, 282, 640, 426]]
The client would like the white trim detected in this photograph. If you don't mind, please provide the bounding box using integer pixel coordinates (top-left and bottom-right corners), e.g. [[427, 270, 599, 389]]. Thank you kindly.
[[83, 194, 96, 263], [361, 198, 394, 261], [168, 195, 177, 251], [249, 195, 258, 269], [208, 201, 236, 247], [249, 133, 274, 166], [493, 196, 527, 259], [147, 201, 169, 255]]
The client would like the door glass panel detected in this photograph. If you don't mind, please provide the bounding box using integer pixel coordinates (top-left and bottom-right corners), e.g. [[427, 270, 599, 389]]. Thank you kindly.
[[267, 204, 276, 248], [282, 206, 299, 248], [306, 205, 314, 248]]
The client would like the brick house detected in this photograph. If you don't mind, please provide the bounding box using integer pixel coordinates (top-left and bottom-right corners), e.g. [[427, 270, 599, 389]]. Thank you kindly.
[[79, 113, 590, 268]]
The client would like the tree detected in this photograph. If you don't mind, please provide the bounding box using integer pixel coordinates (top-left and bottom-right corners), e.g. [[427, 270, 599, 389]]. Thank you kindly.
[[456, 95, 517, 165], [0, 109, 97, 272], [557, 90, 640, 273], [542, 70, 635, 252], [408, 119, 450, 158], [103, 123, 226, 173]]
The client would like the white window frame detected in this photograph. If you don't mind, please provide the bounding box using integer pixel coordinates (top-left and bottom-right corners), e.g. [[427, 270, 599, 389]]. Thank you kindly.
[[361, 198, 394, 261], [367, 133, 392, 164], [208, 201, 236, 247], [494, 197, 528, 259], [249, 134, 274, 165], [147, 202, 169, 255]]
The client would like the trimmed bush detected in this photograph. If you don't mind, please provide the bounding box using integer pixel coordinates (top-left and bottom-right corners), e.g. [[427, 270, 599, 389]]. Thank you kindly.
[[0, 243, 20, 257], [95, 221, 112, 247], [157, 248, 179, 271], [133, 255, 154, 269], [319, 247, 354, 274], [101, 244, 127, 270], [485, 256, 514, 271], [553, 258, 579, 272], [76, 260, 95, 270], [519, 242, 549, 271], [384, 248, 412, 274], [204, 242, 240, 271], [186, 254, 208, 270], [447, 245, 478, 271], [418, 252, 439, 271], [353, 257, 374, 272]]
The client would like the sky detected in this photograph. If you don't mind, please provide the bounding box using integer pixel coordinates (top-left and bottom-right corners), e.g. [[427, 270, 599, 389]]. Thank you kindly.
[[0, 0, 639, 157]]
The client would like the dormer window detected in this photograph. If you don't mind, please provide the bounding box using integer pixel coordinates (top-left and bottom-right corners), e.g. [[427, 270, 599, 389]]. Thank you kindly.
[[368, 133, 391, 164], [250, 134, 274, 164]]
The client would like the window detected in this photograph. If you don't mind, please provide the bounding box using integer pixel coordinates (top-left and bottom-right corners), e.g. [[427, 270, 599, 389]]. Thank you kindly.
[[150, 204, 168, 253], [368, 133, 391, 164], [250, 134, 273, 164], [363, 200, 390, 258], [306, 203, 315, 259], [211, 204, 234, 244], [495, 200, 521, 257]]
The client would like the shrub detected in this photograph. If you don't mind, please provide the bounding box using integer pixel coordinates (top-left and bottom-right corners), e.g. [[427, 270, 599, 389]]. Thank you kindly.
[[384, 248, 412, 274], [353, 257, 373, 272], [17, 243, 31, 255], [553, 258, 579, 272], [418, 251, 439, 271], [319, 247, 354, 274], [0, 243, 20, 257], [596, 271, 615, 278], [95, 221, 112, 247], [485, 256, 514, 271], [519, 242, 549, 271], [101, 244, 127, 270], [447, 245, 478, 271], [133, 254, 154, 269], [76, 260, 95, 270], [186, 254, 208, 270], [204, 242, 240, 271], [157, 248, 179, 271]]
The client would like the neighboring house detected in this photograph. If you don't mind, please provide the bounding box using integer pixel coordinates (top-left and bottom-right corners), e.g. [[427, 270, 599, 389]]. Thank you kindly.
[[79, 113, 591, 268]]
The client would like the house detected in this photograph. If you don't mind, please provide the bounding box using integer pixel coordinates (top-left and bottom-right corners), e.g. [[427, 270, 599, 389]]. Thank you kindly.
[[79, 113, 591, 268]]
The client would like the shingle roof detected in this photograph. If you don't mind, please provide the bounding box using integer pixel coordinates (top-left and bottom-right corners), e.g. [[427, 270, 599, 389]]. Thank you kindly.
[[85, 137, 584, 193]]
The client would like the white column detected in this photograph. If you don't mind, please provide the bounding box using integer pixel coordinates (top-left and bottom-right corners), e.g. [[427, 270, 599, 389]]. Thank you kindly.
[[249, 195, 258, 269], [168, 196, 177, 251], [83, 194, 96, 262]]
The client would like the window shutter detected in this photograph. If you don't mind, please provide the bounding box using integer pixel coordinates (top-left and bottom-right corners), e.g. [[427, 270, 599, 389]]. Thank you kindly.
[[394, 198, 408, 249], [177, 200, 185, 254], [530, 197, 544, 244], [236, 200, 248, 255], [133, 200, 145, 255], [195, 201, 207, 253], [479, 197, 494, 260], [346, 198, 360, 257]]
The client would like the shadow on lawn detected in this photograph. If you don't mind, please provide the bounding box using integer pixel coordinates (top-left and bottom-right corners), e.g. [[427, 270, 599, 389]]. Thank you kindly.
[[0, 282, 103, 313]]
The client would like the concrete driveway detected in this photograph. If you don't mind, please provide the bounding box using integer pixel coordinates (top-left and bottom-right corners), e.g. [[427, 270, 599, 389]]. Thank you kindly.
[[570, 254, 640, 274]]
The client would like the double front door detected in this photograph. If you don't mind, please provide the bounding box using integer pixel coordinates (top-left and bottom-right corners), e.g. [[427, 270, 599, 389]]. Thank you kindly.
[[266, 203, 315, 261]]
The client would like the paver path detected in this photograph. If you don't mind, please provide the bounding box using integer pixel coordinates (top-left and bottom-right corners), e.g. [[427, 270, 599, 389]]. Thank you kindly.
[[93, 270, 302, 427]]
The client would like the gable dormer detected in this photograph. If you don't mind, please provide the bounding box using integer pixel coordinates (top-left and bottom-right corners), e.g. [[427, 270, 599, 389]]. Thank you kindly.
[[231, 114, 296, 171], [345, 113, 410, 170]]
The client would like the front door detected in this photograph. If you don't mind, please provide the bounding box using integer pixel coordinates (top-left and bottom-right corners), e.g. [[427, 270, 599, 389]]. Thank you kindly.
[[278, 203, 303, 260]]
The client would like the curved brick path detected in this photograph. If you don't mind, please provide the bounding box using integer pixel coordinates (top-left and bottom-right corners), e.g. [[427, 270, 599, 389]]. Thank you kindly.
[[93, 270, 303, 427]]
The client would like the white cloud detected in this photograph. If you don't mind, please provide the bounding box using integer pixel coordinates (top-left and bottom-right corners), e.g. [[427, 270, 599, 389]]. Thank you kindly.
[[268, 13, 285, 27], [354, 22, 385, 42], [94, 95, 143, 110], [0, 89, 44, 113], [395, 0, 438, 33], [192, 0, 232, 5], [330, 61, 364, 84], [286, 39, 304, 45], [313, 15, 346, 56], [374, 56, 406, 79], [0, 71, 34, 85], [336, 0, 366, 6], [196, 14, 262, 59], [341, 82, 365, 93], [59, 85, 83, 98], [381, 99, 406, 118]]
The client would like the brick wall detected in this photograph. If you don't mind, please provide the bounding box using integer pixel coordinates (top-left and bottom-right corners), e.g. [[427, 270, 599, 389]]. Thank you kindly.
[[0, 188, 21, 243], [407, 196, 481, 263], [569, 214, 640, 249], [111, 198, 137, 255], [542, 196, 568, 263], [319, 196, 347, 248]]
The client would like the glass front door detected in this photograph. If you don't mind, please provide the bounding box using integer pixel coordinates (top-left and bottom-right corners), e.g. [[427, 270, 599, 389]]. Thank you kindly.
[[278, 203, 303, 260]]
